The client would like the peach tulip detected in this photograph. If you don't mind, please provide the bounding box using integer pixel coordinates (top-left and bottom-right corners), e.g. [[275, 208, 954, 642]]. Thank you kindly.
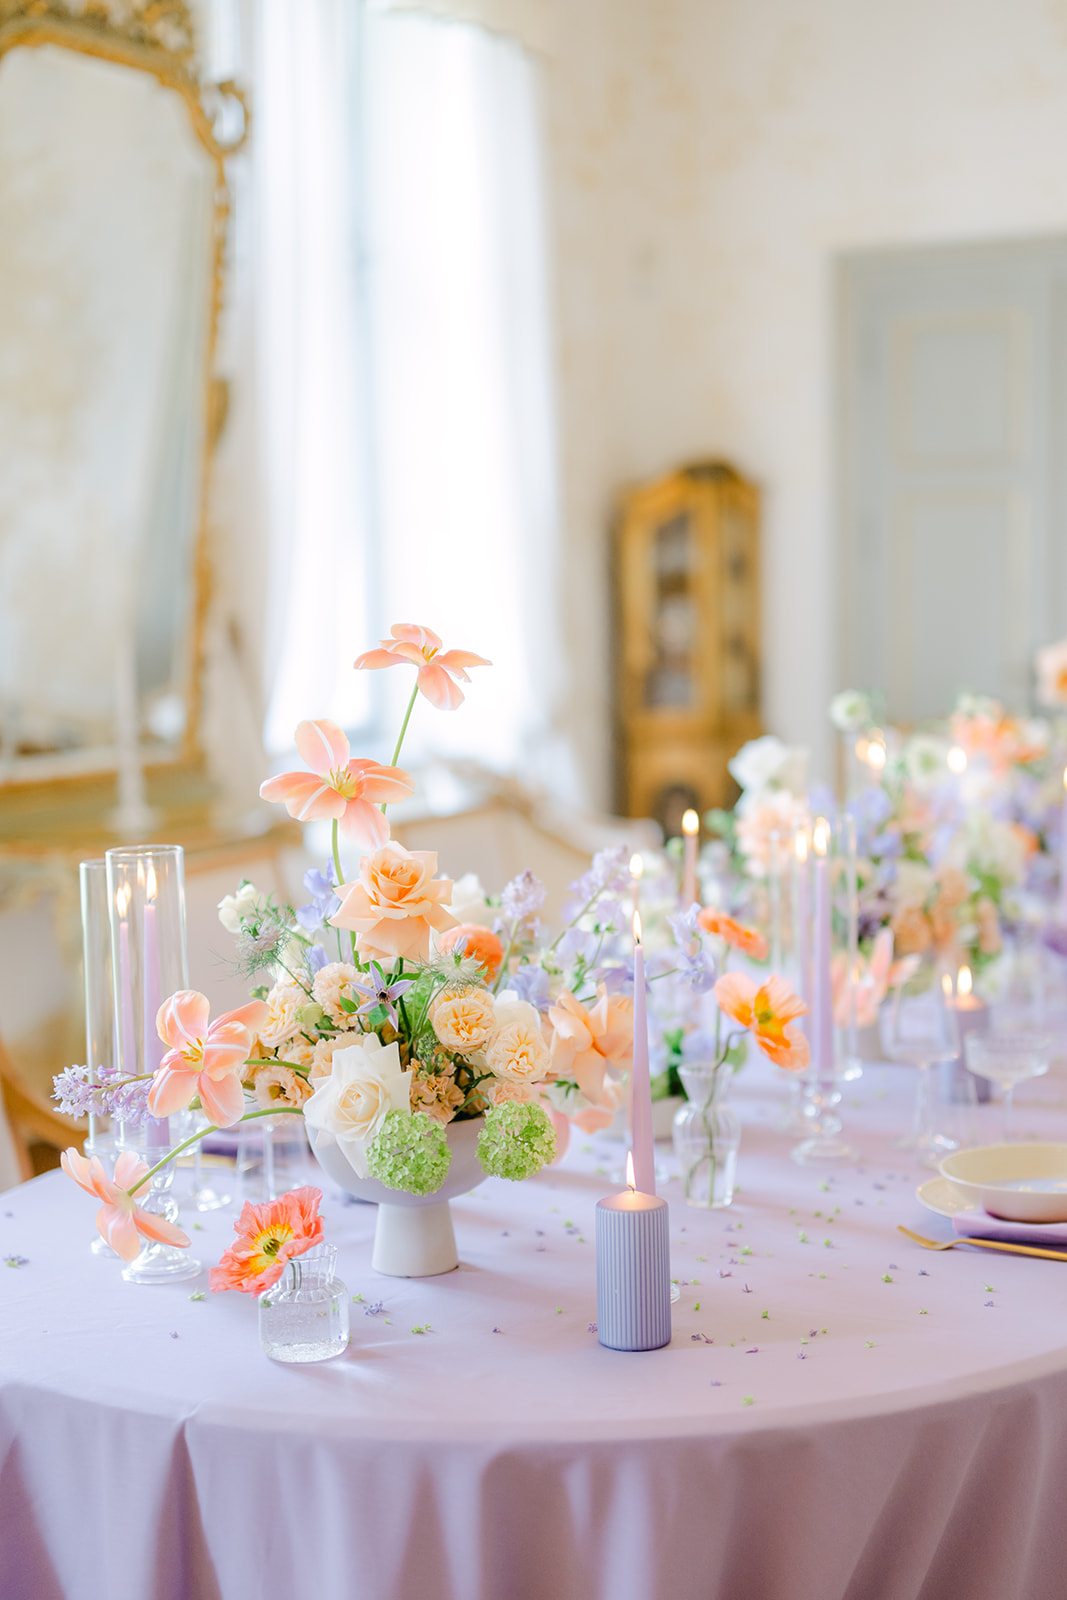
[[61, 1148, 190, 1263], [330, 842, 456, 962], [147, 991, 269, 1128], [354, 624, 491, 711], [713, 972, 810, 1071], [260, 719, 413, 848], [547, 986, 634, 1107]]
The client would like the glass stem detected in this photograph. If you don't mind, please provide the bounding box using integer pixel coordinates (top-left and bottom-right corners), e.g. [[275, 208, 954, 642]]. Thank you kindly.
[[1003, 1085, 1014, 1143]]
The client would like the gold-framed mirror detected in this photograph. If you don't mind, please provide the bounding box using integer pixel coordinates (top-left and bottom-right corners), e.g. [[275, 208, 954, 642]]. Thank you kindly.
[[0, 0, 247, 824]]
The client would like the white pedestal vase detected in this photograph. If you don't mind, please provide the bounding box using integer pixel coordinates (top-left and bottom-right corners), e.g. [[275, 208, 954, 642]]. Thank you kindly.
[[308, 1117, 485, 1277]]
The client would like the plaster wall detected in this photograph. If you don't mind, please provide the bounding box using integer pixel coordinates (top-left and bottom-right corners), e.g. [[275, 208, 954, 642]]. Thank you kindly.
[[541, 0, 1067, 800]]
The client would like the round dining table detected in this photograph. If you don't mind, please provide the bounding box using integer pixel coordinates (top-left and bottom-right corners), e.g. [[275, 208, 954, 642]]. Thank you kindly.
[[4, 1057, 1067, 1600]]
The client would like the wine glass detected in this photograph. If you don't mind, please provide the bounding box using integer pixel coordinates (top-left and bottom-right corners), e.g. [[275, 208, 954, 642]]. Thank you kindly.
[[964, 1033, 1051, 1142], [879, 958, 960, 1167]]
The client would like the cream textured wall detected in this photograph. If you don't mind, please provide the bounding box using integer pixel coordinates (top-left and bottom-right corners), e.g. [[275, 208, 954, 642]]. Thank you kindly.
[[536, 0, 1067, 802]]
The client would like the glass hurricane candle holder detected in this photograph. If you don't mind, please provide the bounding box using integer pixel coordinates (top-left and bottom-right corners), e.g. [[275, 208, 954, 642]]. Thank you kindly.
[[672, 1064, 740, 1208], [259, 1245, 350, 1363], [80, 859, 117, 1254]]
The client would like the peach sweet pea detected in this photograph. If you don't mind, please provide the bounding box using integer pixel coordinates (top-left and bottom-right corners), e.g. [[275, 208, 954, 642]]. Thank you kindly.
[[61, 1148, 191, 1262], [330, 842, 456, 962], [713, 972, 810, 1070], [697, 908, 769, 961], [260, 719, 413, 848], [147, 990, 269, 1128], [548, 986, 634, 1106], [354, 624, 491, 711]]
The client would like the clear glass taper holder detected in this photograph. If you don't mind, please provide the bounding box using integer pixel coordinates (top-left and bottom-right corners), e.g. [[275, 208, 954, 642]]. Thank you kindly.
[[792, 814, 859, 1166], [121, 1137, 203, 1284], [879, 957, 960, 1167]]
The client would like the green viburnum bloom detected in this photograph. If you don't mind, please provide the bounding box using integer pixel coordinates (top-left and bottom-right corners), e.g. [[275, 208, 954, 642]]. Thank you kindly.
[[366, 1110, 451, 1196], [477, 1101, 557, 1182]]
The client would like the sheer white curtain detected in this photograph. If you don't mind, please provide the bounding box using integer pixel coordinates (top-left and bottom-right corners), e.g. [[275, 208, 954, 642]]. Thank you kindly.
[[254, 1, 564, 786], [364, 10, 564, 780]]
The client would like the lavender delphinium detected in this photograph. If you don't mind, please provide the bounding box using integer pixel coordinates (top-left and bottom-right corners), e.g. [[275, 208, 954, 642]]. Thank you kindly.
[[506, 964, 552, 1012], [563, 846, 632, 919], [296, 864, 341, 932], [500, 869, 546, 923]]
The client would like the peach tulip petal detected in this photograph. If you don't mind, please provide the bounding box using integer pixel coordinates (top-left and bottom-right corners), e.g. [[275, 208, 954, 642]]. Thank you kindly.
[[104, 1207, 143, 1262], [417, 663, 465, 710], [294, 718, 350, 776], [390, 623, 443, 651], [112, 1150, 150, 1194], [60, 1148, 96, 1198], [352, 647, 412, 670], [337, 796, 392, 850], [157, 990, 210, 1051], [434, 649, 492, 675], [199, 1071, 247, 1128], [222, 1000, 271, 1036], [347, 761, 416, 804], [147, 1061, 202, 1118], [132, 1209, 191, 1249], [260, 771, 347, 823]]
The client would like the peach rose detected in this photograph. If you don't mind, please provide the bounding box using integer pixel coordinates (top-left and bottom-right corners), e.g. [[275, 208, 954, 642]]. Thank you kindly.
[[437, 923, 506, 981], [312, 962, 359, 1024], [430, 986, 496, 1053], [259, 983, 310, 1048], [330, 843, 456, 962]]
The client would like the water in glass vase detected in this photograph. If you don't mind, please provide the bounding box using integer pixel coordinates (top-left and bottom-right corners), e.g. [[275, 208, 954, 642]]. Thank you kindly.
[[259, 1244, 350, 1363], [672, 1064, 741, 1208]]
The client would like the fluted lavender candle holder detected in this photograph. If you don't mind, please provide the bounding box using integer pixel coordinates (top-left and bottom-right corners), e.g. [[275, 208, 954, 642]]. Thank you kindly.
[[596, 1180, 671, 1352]]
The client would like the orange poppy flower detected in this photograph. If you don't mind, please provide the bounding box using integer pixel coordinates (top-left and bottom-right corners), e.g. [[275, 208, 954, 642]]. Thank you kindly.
[[697, 908, 769, 962], [209, 1186, 324, 1295], [713, 972, 809, 1071]]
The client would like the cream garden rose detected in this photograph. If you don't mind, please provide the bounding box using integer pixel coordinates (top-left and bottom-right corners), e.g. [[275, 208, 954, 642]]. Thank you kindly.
[[303, 1035, 412, 1178], [309, 1029, 364, 1083], [430, 986, 496, 1053], [259, 983, 310, 1048], [484, 995, 550, 1085], [312, 961, 359, 1024]]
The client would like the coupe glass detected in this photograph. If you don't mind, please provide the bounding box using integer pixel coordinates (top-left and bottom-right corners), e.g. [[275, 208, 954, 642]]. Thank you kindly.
[[879, 960, 960, 1166], [964, 1033, 1051, 1142]]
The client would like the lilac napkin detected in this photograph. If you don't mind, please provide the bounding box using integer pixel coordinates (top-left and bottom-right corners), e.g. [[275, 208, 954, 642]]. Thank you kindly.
[[952, 1210, 1067, 1246]]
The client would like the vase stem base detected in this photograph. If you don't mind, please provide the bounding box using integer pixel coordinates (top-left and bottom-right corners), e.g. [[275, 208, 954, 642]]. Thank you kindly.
[[373, 1200, 459, 1277], [791, 1136, 859, 1168]]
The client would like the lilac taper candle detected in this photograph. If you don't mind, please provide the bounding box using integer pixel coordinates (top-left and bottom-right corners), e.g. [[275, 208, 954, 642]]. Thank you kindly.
[[630, 913, 655, 1196], [811, 818, 833, 1072]]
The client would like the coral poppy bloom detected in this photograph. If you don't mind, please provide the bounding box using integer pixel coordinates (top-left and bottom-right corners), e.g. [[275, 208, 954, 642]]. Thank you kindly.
[[209, 1187, 324, 1295], [354, 624, 491, 711], [548, 986, 634, 1106], [437, 923, 506, 980], [697, 908, 769, 961], [260, 719, 414, 848], [713, 973, 809, 1071], [61, 1148, 190, 1263], [147, 991, 269, 1128], [330, 842, 456, 962]]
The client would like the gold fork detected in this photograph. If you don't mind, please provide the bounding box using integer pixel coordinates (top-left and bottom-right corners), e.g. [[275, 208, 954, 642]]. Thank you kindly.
[[897, 1224, 1067, 1262]]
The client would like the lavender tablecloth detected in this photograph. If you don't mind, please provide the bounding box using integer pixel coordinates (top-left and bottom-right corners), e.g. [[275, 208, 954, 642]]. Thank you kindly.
[[5, 1061, 1067, 1600]]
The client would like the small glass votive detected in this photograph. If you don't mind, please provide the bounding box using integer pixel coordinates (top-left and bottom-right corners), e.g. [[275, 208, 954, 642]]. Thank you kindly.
[[259, 1244, 350, 1363]]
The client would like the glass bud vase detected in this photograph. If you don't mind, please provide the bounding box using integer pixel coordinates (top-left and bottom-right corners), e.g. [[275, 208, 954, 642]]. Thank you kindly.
[[259, 1244, 350, 1363], [673, 1065, 741, 1208]]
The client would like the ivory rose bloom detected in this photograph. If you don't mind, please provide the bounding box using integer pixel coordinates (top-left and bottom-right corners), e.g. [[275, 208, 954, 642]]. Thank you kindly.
[[259, 983, 309, 1048], [548, 986, 634, 1106], [330, 843, 456, 962], [430, 985, 496, 1052], [312, 962, 359, 1024], [303, 1035, 412, 1178], [485, 996, 550, 1084]]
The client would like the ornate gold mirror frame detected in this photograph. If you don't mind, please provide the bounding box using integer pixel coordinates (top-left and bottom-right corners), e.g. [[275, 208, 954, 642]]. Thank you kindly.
[[0, 0, 248, 839]]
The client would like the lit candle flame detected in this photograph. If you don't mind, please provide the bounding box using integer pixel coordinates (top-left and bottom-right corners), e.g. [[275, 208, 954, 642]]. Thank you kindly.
[[115, 884, 130, 915], [629, 852, 643, 880], [867, 735, 887, 772], [947, 745, 967, 775], [812, 818, 830, 857], [941, 972, 954, 1000], [958, 965, 972, 998], [794, 828, 809, 864], [632, 909, 643, 945], [626, 1150, 636, 1192], [1062, 765, 1067, 793], [855, 737, 869, 763], [682, 809, 699, 836], [145, 862, 158, 903]]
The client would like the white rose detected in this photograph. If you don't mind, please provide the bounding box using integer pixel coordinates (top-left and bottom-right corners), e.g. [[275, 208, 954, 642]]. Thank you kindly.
[[728, 735, 790, 795], [903, 735, 949, 790], [829, 690, 874, 733], [447, 872, 496, 928], [218, 881, 270, 934], [303, 1035, 412, 1178]]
